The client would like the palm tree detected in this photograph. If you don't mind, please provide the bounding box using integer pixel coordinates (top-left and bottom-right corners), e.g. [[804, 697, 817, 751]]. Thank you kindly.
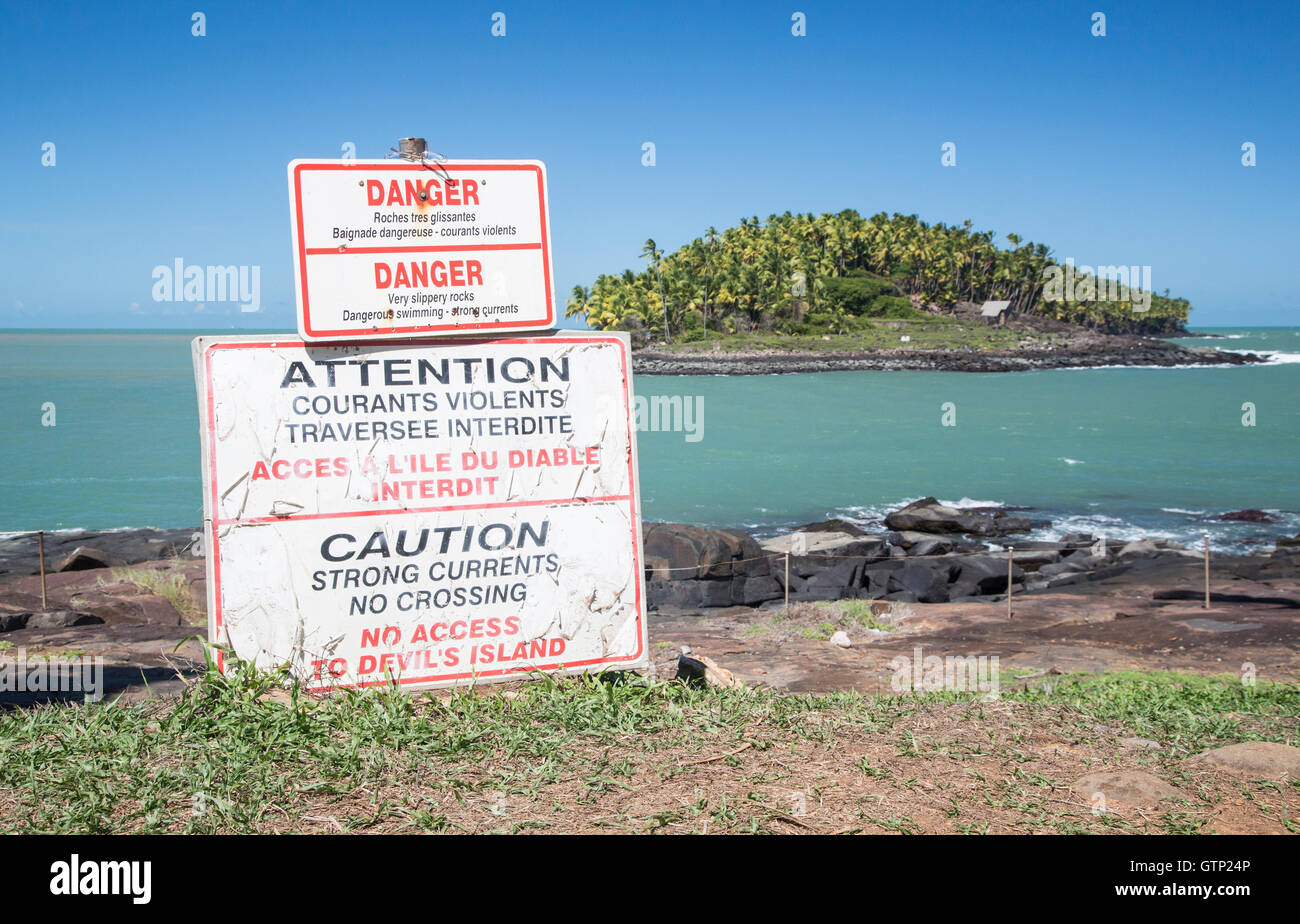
[[641, 239, 669, 342], [565, 285, 590, 320]]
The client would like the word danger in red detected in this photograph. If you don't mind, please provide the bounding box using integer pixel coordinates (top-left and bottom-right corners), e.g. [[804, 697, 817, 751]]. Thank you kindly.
[[374, 259, 484, 290], [365, 178, 481, 207]]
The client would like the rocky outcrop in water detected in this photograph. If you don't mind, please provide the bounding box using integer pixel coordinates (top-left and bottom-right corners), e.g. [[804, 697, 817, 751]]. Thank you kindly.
[[634, 339, 1264, 375]]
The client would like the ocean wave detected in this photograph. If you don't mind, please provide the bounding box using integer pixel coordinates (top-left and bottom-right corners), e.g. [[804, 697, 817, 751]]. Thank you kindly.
[[1161, 507, 1207, 516], [939, 497, 1006, 509], [1221, 349, 1300, 364], [1059, 458, 1085, 465]]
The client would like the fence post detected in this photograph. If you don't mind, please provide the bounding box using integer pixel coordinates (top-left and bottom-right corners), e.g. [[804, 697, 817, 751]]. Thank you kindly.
[[1007, 547, 1014, 619], [1204, 533, 1210, 609], [784, 552, 790, 615], [38, 530, 47, 611]]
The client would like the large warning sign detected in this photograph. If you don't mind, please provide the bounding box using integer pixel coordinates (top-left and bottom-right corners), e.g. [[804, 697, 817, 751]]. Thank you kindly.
[[192, 332, 646, 690], [288, 159, 556, 341]]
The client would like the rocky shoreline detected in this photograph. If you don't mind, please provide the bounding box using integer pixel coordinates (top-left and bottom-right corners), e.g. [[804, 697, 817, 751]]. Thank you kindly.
[[3, 499, 1296, 621], [1, 497, 1298, 705], [643, 498, 1300, 611], [633, 337, 1264, 375]]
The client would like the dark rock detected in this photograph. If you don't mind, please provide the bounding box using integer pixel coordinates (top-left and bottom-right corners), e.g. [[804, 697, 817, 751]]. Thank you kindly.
[[953, 555, 1024, 594], [25, 610, 103, 629], [795, 519, 867, 536], [647, 580, 703, 609], [1218, 509, 1277, 524], [699, 580, 734, 608], [804, 559, 864, 597], [1044, 574, 1085, 589], [791, 586, 845, 603], [675, 655, 710, 686], [1, 610, 105, 632], [864, 561, 906, 594], [734, 575, 782, 606], [893, 562, 950, 603], [1084, 564, 1132, 582], [1004, 549, 1060, 571], [55, 546, 122, 572], [831, 538, 890, 560], [786, 555, 832, 579], [908, 537, 953, 557], [884, 497, 1039, 537], [1038, 560, 1089, 578], [642, 523, 769, 579]]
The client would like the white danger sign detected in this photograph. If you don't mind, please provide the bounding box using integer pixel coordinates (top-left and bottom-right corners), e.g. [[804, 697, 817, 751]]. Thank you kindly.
[[288, 159, 556, 341], [192, 332, 646, 690]]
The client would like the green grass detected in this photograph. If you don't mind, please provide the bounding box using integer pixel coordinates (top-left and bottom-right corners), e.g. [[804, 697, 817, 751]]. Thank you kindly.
[[1007, 670, 1300, 753], [109, 568, 204, 625], [0, 664, 1295, 833]]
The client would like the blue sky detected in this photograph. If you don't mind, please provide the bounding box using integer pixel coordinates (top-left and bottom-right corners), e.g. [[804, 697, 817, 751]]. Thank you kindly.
[[2, 0, 1297, 329]]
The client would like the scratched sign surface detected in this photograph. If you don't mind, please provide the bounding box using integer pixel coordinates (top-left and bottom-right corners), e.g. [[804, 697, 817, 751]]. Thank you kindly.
[[288, 159, 555, 341], [192, 332, 646, 690]]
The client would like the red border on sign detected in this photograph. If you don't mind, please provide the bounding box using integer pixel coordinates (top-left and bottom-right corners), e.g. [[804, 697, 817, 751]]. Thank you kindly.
[[203, 336, 643, 689], [292, 161, 557, 339]]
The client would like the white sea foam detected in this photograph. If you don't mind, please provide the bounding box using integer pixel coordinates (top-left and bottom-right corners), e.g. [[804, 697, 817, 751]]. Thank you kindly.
[[1059, 458, 1085, 465], [939, 497, 1006, 509], [1221, 349, 1300, 364]]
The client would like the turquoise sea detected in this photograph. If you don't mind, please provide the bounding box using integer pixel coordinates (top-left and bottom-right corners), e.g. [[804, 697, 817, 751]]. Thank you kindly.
[[1, 328, 1297, 551]]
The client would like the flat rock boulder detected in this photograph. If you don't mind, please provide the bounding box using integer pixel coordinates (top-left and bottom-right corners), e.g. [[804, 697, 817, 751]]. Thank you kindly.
[[1118, 539, 1159, 558], [794, 518, 867, 536], [1185, 742, 1300, 780], [884, 497, 1039, 537], [55, 546, 122, 572], [23, 610, 105, 630], [1072, 770, 1188, 808], [760, 531, 859, 555], [643, 523, 769, 579]]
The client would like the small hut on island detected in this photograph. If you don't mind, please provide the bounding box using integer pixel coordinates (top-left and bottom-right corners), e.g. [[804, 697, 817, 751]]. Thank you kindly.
[[980, 300, 1011, 326]]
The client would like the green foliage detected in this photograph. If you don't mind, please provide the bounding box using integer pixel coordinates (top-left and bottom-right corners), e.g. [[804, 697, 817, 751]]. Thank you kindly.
[[566, 210, 1192, 341], [820, 274, 900, 314], [869, 295, 924, 318]]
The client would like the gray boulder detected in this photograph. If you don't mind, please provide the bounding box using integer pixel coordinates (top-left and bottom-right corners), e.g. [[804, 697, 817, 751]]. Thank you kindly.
[[55, 546, 122, 572], [892, 562, 951, 603], [952, 555, 1024, 595], [884, 497, 1041, 537], [643, 523, 770, 579]]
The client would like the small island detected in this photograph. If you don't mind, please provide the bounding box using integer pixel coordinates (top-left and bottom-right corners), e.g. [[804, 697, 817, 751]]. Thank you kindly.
[[565, 210, 1263, 374]]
